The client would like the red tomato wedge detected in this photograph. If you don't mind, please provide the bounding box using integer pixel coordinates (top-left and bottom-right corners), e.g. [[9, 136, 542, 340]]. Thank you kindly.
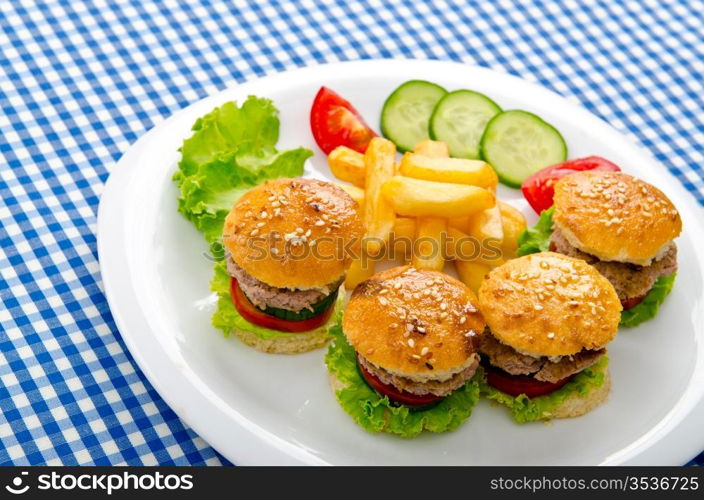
[[310, 86, 376, 154], [485, 364, 573, 398], [357, 355, 443, 407], [230, 278, 334, 333], [521, 156, 621, 214]]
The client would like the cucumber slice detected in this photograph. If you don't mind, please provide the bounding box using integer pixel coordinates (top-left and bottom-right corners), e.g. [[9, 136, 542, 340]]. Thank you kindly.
[[381, 80, 447, 152], [480, 110, 567, 188], [254, 288, 339, 321], [429, 90, 502, 159]]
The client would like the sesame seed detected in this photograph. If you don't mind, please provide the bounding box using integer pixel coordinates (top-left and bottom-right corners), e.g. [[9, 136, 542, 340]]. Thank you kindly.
[[411, 354, 421, 360], [379, 297, 389, 306], [394, 282, 402, 290], [256, 222, 265, 227], [309, 240, 317, 247], [440, 303, 447, 311], [271, 248, 278, 255], [315, 220, 325, 226], [296, 227, 304, 234], [440, 312, 448, 319], [417, 327, 426, 333], [547, 332, 555, 339], [465, 330, 476, 337], [305, 229, 312, 237], [250, 229, 259, 236], [408, 339, 415, 348], [406, 323, 414, 332], [534, 304, 543, 311], [389, 323, 398, 329], [420, 347, 429, 356], [459, 317, 466, 324]]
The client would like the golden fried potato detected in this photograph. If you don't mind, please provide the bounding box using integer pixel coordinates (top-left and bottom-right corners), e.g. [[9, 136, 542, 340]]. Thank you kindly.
[[455, 259, 492, 294], [412, 140, 449, 158], [328, 146, 365, 187], [399, 153, 498, 188], [333, 182, 365, 209], [381, 176, 494, 218], [411, 216, 447, 271], [445, 227, 505, 267], [345, 258, 375, 291], [363, 138, 396, 256], [499, 201, 527, 259]]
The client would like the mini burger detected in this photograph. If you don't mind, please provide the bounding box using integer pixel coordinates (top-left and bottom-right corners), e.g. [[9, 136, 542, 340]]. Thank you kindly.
[[222, 178, 363, 354], [551, 171, 681, 313], [478, 252, 621, 422], [329, 266, 485, 435]]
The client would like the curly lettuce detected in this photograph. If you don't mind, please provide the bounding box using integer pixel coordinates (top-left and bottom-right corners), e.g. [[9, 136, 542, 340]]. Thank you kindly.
[[517, 205, 555, 256], [173, 97, 312, 244], [210, 259, 344, 340], [620, 274, 676, 327], [325, 323, 481, 438], [479, 356, 608, 424]]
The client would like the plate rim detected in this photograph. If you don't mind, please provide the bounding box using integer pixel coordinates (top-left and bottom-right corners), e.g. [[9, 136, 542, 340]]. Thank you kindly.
[[97, 58, 704, 465]]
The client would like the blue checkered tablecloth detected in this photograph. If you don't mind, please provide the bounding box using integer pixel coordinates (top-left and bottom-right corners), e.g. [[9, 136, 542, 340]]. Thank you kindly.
[[0, 0, 702, 466]]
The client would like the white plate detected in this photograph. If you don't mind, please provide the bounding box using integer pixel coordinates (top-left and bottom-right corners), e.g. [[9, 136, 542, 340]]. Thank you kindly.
[[98, 60, 704, 465]]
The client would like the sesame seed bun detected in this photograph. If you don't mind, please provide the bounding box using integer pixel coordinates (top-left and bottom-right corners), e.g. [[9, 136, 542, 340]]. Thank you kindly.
[[343, 266, 485, 382], [223, 178, 364, 289], [478, 252, 621, 357], [230, 324, 329, 354], [553, 171, 681, 266]]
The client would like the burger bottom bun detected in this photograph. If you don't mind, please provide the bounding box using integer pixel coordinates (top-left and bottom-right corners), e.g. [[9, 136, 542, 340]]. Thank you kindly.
[[548, 368, 611, 420], [231, 326, 329, 354]]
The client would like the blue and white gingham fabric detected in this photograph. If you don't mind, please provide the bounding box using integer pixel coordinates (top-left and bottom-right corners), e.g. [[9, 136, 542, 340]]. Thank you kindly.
[[0, 0, 702, 466]]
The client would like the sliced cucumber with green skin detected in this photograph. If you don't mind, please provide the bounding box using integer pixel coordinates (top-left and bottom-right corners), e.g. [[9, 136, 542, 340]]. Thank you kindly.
[[429, 90, 502, 159], [253, 288, 339, 321], [480, 110, 567, 188], [381, 80, 447, 152]]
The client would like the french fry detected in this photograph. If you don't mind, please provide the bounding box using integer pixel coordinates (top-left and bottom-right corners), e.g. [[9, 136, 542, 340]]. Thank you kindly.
[[445, 227, 505, 267], [499, 201, 527, 260], [333, 182, 365, 208], [399, 153, 498, 188], [409, 141, 449, 271], [391, 217, 415, 262], [412, 216, 447, 271], [345, 258, 374, 290], [413, 139, 449, 158], [393, 217, 416, 241], [328, 146, 366, 187], [382, 176, 494, 218], [363, 138, 397, 256], [464, 204, 504, 243], [455, 259, 492, 294]]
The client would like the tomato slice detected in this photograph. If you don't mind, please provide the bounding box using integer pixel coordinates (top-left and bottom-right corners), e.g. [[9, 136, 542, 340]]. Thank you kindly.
[[484, 364, 573, 398], [621, 294, 646, 310], [230, 278, 334, 333], [521, 156, 621, 214], [310, 86, 376, 154], [356, 355, 443, 407]]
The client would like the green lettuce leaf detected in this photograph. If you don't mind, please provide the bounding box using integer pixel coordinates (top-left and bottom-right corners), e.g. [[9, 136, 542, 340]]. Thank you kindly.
[[210, 259, 343, 340], [517, 206, 555, 256], [620, 274, 676, 327], [479, 356, 608, 424], [325, 323, 481, 438], [174, 97, 313, 244]]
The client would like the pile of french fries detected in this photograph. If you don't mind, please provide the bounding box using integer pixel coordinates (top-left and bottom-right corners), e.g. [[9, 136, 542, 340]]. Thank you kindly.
[[328, 138, 526, 293]]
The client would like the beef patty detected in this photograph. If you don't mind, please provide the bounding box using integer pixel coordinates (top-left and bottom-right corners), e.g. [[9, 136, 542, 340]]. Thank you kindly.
[[227, 256, 343, 312], [358, 355, 480, 397], [480, 330, 604, 383], [549, 226, 677, 300]]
